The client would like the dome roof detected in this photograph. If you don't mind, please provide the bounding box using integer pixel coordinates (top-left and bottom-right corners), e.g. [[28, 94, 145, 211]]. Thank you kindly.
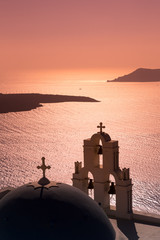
[[0, 181, 115, 240]]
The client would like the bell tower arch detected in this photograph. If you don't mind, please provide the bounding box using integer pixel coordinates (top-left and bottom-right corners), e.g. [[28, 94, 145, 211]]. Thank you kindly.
[[72, 123, 133, 219]]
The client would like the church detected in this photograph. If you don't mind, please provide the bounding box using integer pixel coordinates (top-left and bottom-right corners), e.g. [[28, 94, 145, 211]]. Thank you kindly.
[[2, 122, 159, 239]]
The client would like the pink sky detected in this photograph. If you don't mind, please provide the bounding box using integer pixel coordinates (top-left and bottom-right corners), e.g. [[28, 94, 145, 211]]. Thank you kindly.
[[0, 0, 160, 80]]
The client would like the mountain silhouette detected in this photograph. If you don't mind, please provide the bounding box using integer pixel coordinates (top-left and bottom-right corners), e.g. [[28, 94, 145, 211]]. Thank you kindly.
[[0, 93, 99, 114], [107, 68, 160, 82]]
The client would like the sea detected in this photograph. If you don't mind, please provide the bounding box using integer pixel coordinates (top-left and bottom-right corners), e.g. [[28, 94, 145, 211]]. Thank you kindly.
[[0, 79, 160, 216]]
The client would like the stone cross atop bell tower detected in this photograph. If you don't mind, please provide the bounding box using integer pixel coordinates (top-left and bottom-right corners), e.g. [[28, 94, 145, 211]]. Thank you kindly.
[[97, 122, 105, 133], [72, 123, 133, 219]]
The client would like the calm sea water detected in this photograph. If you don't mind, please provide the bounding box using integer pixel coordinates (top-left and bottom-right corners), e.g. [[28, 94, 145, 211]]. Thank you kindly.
[[0, 79, 160, 215]]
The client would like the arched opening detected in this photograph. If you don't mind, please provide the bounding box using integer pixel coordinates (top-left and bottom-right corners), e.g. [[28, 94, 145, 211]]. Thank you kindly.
[[108, 174, 116, 210], [97, 139, 103, 168], [88, 172, 94, 199]]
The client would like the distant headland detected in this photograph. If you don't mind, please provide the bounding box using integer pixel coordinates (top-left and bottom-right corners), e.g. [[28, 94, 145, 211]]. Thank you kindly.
[[107, 68, 160, 82], [0, 93, 99, 114]]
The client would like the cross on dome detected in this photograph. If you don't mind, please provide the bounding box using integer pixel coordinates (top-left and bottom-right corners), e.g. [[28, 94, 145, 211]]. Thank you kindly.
[[97, 122, 105, 133], [37, 157, 51, 178]]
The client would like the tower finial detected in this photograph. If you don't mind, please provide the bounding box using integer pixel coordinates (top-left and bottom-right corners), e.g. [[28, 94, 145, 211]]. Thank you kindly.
[[97, 122, 105, 133], [37, 157, 51, 179]]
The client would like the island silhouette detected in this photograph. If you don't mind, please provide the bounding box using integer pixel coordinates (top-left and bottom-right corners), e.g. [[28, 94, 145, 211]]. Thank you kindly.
[[107, 68, 160, 82], [0, 93, 99, 114]]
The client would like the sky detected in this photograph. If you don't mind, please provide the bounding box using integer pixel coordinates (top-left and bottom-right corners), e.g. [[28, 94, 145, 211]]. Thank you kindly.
[[0, 0, 160, 81]]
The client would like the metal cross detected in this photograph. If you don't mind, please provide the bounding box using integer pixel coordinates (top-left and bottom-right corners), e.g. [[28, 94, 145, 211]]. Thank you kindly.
[[37, 157, 51, 178], [97, 122, 105, 133]]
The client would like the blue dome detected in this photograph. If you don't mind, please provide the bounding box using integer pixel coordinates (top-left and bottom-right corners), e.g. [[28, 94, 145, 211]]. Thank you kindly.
[[0, 182, 115, 240]]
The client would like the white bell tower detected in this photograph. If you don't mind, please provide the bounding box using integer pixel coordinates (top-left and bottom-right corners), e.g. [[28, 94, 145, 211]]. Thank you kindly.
[[72, 123, 133, 219]]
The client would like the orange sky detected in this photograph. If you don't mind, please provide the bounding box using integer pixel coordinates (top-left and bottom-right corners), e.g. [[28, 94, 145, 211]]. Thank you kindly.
[[0, 0, 160, 80]]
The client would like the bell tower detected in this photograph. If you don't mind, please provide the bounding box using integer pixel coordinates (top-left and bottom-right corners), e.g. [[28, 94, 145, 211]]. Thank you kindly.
[[72, 123, 133, 219]]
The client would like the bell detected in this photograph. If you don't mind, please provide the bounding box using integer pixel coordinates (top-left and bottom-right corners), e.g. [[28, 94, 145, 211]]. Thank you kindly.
[[108, 182, 116, 194], [97, 145, 103, 155], [88, 179, 94, 189]]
